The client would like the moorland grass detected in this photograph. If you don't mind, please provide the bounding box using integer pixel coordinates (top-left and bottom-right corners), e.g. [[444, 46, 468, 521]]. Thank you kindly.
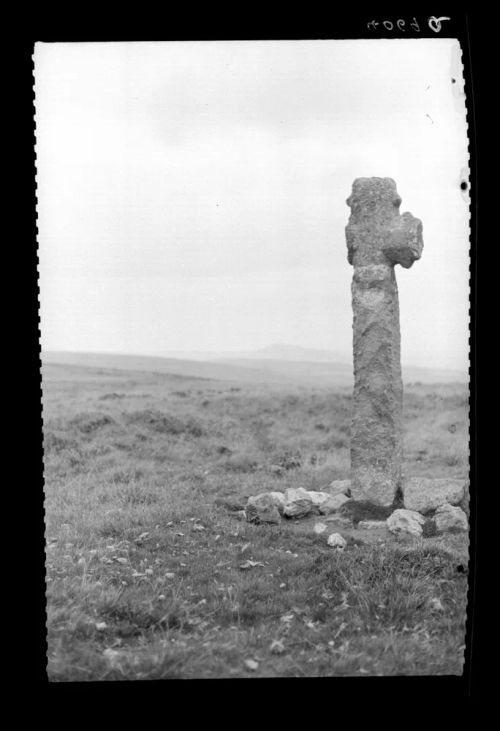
[[43, 364, 469, 679]]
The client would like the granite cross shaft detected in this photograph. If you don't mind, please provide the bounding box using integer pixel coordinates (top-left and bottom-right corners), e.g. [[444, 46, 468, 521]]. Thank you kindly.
[[345, 178, 423, 506]]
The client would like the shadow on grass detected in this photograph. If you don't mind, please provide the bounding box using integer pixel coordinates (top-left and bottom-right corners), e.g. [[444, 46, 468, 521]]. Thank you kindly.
[[339, 500, 394, 525]]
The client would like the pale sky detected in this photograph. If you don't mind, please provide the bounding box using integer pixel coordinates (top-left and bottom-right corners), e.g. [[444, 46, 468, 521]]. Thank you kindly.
[[34, 40, 470, 371]]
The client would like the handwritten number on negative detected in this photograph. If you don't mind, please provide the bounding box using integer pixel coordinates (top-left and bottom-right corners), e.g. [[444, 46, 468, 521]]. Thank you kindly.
[[367, 18, 420, 32], [367, 17, 451, 33], [428, 16, 450, 33]]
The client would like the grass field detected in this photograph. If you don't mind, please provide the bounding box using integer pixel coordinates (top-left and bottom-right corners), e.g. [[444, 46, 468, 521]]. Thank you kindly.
[[43, 361, 470, 679]]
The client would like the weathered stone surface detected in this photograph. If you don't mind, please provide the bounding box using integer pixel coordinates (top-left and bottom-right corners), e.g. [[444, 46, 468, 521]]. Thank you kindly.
[[386, 508, 425, 537], [327, 479, 352, 496], [383, 213, 423, 269], [434, 504, 468, 533], [283, 487, 314, 518], [346, 178, 423, 506], [403, 477, 466, 514], [268, 491, 286, 515], [357, 520, 387, 530], [318, 493, 352, 515], [327, 533, 347, 550], [305, 491, 332, 509], [245, 493, 282, 524]]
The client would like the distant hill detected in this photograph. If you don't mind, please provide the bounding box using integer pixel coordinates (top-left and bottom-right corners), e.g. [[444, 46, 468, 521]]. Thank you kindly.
[[42, 350, 468, 387], [216, 344, 351, 363], [41, 351, 291, 385], [150, 344, 350, 363]]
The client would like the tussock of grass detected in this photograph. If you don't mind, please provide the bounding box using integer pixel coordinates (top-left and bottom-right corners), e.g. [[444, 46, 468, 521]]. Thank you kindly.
[[124, 409, 204, 437], [118, 485, 160, 506], [69, 413, 116, 434], [311, 545, 465, 630], [43, 432, 76, 452], [222, 452, 260, 473], [271, 450, 303, 471]]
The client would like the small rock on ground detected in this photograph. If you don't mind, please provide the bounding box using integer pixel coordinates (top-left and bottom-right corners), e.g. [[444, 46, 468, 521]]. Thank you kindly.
[[386, 508, 425, 537], [313, 522, 328, 534], [246, 493, 282, 524], [434, 504, 468, 533], [327, 533, 347, 550], [244, 659, 259, 671]]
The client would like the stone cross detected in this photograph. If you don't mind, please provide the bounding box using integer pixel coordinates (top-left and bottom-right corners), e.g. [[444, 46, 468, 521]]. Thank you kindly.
[[345, 178, 423, 506]]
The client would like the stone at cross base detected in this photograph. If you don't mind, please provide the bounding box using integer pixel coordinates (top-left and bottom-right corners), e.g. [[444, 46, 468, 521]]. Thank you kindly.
[[345, 178, 423, 507]]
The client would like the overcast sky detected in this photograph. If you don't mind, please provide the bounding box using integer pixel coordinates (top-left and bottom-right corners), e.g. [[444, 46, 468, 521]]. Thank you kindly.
[[34, 40, 469, 371]]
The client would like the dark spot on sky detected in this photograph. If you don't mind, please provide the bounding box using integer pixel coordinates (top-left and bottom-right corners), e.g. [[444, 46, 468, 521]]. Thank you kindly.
[[452, 78, 456, 83], [460, 181, 468, 191]]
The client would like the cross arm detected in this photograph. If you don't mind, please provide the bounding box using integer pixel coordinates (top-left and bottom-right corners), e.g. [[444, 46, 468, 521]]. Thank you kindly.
[[383, 212, 423, 269]]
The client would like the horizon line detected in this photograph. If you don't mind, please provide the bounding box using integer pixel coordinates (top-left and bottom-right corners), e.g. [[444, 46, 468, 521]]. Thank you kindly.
[[40, 346, 469, 375]]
